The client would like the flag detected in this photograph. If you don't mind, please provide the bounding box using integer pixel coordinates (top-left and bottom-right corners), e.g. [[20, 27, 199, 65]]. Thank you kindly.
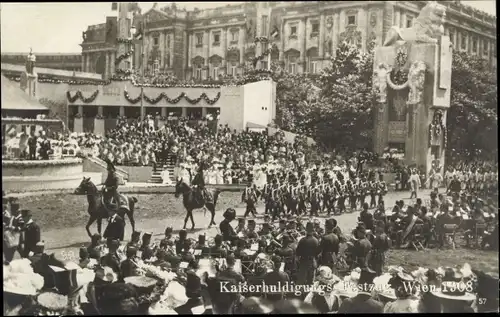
[[111, 2, 118, 11]]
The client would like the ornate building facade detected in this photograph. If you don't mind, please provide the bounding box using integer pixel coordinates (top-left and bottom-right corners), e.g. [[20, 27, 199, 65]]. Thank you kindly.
[[81, 1, 496, 80]]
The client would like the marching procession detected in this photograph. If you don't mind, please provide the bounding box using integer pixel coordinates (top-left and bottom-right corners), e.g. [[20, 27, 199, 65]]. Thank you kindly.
[[3, 152, 499, 314]]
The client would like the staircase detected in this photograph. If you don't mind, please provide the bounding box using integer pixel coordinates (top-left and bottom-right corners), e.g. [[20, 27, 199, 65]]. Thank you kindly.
[[149, 154, 176, 184]]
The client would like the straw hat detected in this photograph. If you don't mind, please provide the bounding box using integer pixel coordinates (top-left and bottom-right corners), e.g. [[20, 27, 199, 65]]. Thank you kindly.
[[430, 268, 476, 301], [37, 292, 68, 312]]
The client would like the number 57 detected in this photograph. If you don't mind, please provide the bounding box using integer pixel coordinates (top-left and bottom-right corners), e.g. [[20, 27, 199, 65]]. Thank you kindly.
[[478, 298, 487, 305]]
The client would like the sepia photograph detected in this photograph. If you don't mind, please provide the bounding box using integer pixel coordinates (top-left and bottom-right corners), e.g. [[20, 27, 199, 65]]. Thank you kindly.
[[1, 1, 498, 315]]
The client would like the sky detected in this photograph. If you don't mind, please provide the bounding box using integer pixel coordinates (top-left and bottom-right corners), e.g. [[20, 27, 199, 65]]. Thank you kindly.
[[0, 1, 496, 53]]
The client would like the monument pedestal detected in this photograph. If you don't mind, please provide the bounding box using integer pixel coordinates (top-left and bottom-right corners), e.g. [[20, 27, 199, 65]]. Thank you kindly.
[[373, 37, 452, 177], [20, 72, 38, 98]]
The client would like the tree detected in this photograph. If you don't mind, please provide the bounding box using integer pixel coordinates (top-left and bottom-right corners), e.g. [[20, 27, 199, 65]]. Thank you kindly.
[[311, 42, 376, 150], [447, 51, 497, 164]]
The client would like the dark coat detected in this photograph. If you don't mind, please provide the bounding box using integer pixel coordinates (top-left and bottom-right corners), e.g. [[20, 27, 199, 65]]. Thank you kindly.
[[103, 214, 125, 241], [23, 221, 41, 255], [219, 219, 237, 243]]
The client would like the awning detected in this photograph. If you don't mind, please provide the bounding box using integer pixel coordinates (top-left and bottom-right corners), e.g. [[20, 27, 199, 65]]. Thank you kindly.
[[1, 74, 49, 111]]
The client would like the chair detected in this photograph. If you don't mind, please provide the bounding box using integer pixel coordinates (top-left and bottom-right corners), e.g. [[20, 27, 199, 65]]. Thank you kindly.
[[408, 223, 425, 251], [442, 224, 458, 249], [473, 223, 488, 248]]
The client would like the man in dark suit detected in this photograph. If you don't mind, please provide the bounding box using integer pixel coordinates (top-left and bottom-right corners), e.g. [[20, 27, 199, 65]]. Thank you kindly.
[[264, 255, 290, 301], [20, 209, 41, 258], [296, 222, 320, 285], [215, 254, 245, 313], [338, 268, 384, 313], [319, 219, 340, 268], [353, 226, 372, 269], [103, 210, 125, 242]]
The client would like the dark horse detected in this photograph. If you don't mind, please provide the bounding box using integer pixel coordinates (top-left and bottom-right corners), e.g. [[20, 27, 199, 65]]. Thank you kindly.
[[174, 178, 220, 230], [74, 177, 138, 237]]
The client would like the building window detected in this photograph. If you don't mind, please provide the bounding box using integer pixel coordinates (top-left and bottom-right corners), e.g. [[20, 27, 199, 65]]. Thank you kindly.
[[196, 33, 203, 47], [483, 40, 489, 55], [261, 15, 268, 36], [213, 32, 221, 46], [195, 66, 202, 80], [406, 16, 413, 28], [261, 61, 268, 70], [472, 36, 478, 53], [309, 61, 318, 74], [231, 30, 238, 43], [289, 62, 296, 74], [347, 15, 356, 26], [290, 25, 297, 36], [461, 32, 466, 50], [312, 22, 319, 34], [153, 36, 159, 46], [449, 29, 454, 47], [213, 67, 219, 79]]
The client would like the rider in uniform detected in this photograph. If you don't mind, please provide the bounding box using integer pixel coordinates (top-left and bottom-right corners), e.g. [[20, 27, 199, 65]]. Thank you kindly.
[[192, 161, 210, 204], [104, 159, 120, 206]]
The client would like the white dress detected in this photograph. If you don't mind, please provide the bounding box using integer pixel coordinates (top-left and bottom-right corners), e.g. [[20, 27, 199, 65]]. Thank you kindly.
[[160, 170, 173, 185]]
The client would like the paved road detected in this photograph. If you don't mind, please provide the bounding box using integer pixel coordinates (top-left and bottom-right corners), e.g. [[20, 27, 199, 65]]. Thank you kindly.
[[40, 189, 433, 260]]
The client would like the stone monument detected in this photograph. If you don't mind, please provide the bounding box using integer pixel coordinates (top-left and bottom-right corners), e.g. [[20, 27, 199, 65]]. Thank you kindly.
[[20, 48, 38, 98], [373, 1, 452, 177]]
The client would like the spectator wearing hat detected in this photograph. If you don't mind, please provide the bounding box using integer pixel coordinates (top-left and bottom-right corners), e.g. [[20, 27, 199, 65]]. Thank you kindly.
[[175, 229, 188, 255], [264, 255, 290, 301], [103, 209, 125, 242], [140, 232, 154, 261], [245, 219, 259, 240], [220, 208, 237, 243], [338, 268, 384, 313], [235, 218, 246, 234], [127, 231, 141, 249], [383, 271, 420, 312], [319, 219, 340, 269], [100, 239, 121, 275], [120, 246, 139, 279], [209, 234, 224, 258], [161, 226, 174, 246], [215, 254, 245, 314], [359, 203, 374, 231], [429, 268, 476, 313], [353, 226, 372, 269], [20, 209, 40, 258], [296, 222, 320, 286], [87, 234, 103, 260]]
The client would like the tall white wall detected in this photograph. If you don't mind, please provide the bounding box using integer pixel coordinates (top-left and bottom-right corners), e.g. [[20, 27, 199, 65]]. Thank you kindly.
[[243, 80, 275, 129]]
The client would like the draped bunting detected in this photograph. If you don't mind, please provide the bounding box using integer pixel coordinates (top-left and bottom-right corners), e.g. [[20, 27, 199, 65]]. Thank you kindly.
[[124, 90, 221, 105], [66, 90, 99, 103]]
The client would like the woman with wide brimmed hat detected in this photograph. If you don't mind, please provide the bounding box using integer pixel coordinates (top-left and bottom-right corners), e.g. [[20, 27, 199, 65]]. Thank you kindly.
[[305, 266, 342, 313], [382, 271, 420, 313], [429, 267, 476, 313]]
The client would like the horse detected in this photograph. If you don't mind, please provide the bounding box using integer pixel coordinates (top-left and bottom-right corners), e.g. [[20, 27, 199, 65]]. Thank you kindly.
[[174, 178, 220, 230], [74, 177, 138, 238]]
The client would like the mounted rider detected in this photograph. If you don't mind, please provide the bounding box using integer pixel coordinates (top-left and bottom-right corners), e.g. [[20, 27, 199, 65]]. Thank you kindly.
[[104, 159, 120, 208], [192, 161, 210, 204]]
